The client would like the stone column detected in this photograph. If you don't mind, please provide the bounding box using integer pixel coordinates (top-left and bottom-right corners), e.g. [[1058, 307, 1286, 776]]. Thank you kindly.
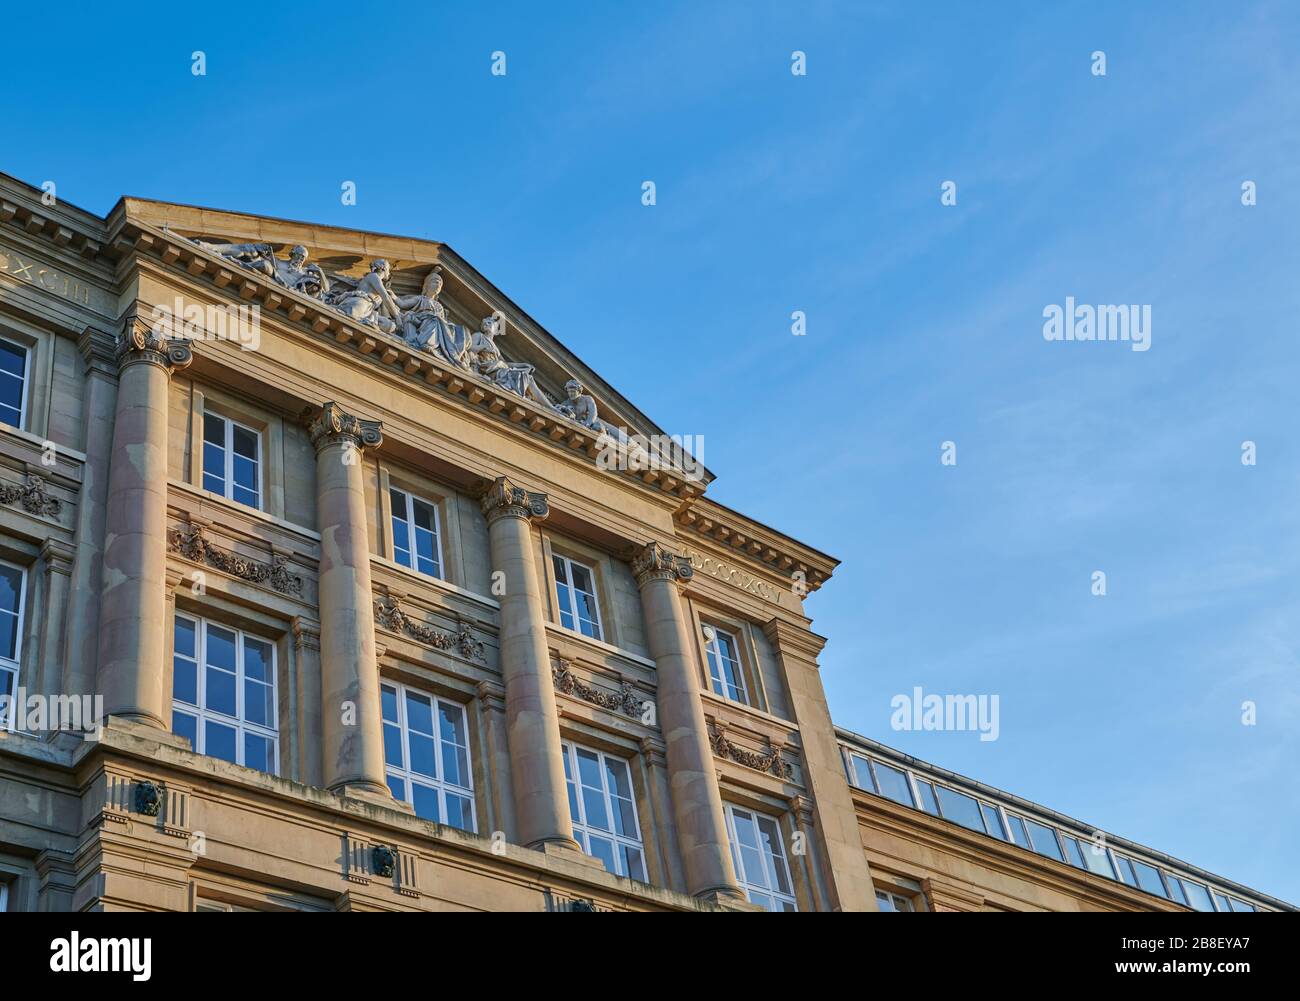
[[292, 618, 323, 788], [632, 541, 744, 902], [479, 476, 578, 852], [96, 313, 191, 728], [62, 326, 119, 701], [308, 403, 390, 800]]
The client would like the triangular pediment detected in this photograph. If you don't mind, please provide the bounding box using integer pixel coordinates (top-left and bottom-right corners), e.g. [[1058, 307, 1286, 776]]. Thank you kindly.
[[119, 197, 709, 487]]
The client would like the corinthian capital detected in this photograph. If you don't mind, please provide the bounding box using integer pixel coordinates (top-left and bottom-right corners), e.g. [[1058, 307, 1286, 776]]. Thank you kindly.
[[116, 308, 193, 372], [479, 475, 549, 525], [306, 401, 384, 454], [631, 540, 693, 588]]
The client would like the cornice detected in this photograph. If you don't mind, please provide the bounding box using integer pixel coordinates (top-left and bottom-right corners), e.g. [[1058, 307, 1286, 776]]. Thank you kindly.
[[0, 176, 105, 262], [675, 498, 837, 593], [107, 218, 704, 506]]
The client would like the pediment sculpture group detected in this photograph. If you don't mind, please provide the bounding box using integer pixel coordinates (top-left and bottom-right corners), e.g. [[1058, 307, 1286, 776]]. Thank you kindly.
[[192, 239, 616, 437]]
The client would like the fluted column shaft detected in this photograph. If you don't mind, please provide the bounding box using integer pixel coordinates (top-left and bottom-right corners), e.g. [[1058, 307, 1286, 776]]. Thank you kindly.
[[633, 541, 744, 901], [309, 402, 389, 798], [480, 476, 579, 851], [96, 316, 191, 727]]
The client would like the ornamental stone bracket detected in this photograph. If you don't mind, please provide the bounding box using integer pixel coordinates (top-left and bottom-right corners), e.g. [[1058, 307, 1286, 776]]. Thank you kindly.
[[551, 659, 652, 721], [0, 473, 62, 519], [478, 475, 549, 525], [374, 595, 485, 663], [630, 540, 693, 589], [341, 833, 421, 899], [167, 522, 304, 597], [708, 721, 793, 780]]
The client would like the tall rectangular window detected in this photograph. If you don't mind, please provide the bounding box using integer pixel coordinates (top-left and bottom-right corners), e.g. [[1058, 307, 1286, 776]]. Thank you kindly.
[[0, 562, 25, 730], [171, 614, 278, 774], [0, 339, 28, 428], [381, 682, 475, 831], [702, 624, 748, 704], [725, 804, 797, 912], [561, 742, 646, 880], [202, 412, 261, 509], [389, 488, 443, 579], [552, 554, 602, 640]]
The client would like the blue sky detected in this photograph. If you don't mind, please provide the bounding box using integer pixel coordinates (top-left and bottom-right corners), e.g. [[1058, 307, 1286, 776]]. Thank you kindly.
[[5, 1, 1297, 901]]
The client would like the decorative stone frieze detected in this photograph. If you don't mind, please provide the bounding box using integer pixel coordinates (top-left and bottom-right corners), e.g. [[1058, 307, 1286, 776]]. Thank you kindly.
[[478, 475, 549, 525], [708, 722, 792, 780], [630, 540, 693, 588], [167, 523, 304, 597], [0, 474, 61, 518], [551, 659, 648, 719], [373, 596, 485, 662], [306, 400, 383, 453]]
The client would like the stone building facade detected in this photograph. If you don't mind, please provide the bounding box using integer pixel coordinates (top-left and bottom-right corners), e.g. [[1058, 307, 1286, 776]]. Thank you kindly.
[[0, 172, 1288, 912]]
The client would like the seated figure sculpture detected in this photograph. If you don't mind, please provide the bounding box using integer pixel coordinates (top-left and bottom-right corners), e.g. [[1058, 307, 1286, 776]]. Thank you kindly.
[[395, 266, 472, 369], [324, 259, 401, 334], [468, 311, 554, 407]]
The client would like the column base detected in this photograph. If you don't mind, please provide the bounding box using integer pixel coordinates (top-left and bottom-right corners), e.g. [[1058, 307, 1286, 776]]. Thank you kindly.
[[532, 838, 608, 871], [695, 885, 759, 910], [330, 780, 411, 813], [103, 715, 191, 751]]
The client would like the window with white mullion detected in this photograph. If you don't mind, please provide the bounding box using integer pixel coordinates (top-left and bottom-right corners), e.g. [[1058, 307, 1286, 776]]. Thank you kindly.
[[381, 681, 475, 832], [0, 338, 29, 429], [561, 741, 647, 880], [170, 613, 278, 774], [724, 804, 797, 912], [702, 624, 748, 704], [552, 554, 603, 640], [202, 411, 261, 510], [0, 561, 26, 731], [389, 488, 443, 579]]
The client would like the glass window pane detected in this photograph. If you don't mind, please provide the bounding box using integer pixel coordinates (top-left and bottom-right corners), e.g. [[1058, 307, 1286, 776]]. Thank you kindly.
[[381, 685, 399, 724], [570, 563, 594, 593], [1213, 892, 1232, 912], [935, 786, 985, 832], [1116, 856, 1139, 887], [411, 783, 439, 823], [1026, 820, 1065, 862], [1007, 814, 1031, 849], [581, 786, 610, 831], [1062, 836, 1087, 869], [172, 710, 197, 748], [1081, 841, 1117, 879], [205, 664, 236, 716], [1182, 880, 1216, 912], [872, 762, 915, 807], [587, 836, 617, 875], [245, 679, 273, 727], [0, 340, 26, 378], [981, 804, 1006, 840], [1229, 898, 1255, 913], [386, 774, 406, 803], [408, 733, 437, 778], [206, 625, 237, 671], [173, 617, 197, 659], [205, 720, 237, 762], [443, 793, 473, 832], [231, 424, 258, 460], [383, 722, 404, 768], [851, 755, 876, 792], [1132, 860, 1168, 897], [551, 555, 569, 585], [621, 844, 646, 882], [405, 692, 434, 735], [173, 654, 197, 705], [243, 733, 274, 773], [243, 638, 272, 683], [1166, 875, 1189, 906], [915, 779, 940, 815]]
